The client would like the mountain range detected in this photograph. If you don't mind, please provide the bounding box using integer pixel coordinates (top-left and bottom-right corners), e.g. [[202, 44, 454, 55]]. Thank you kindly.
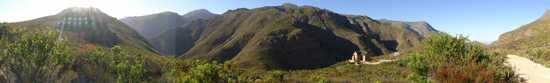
[[4, 2, 549, 82], [120, 3, 440, 69], [9, 3, 440, 69]]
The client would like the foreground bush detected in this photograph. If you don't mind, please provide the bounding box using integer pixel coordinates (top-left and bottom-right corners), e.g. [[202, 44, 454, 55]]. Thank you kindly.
[[82, 46, 151, 82], [526, 48, 550, 67], [404, 34, 518, 83], [0, 30, 75, 82], [0, 28, 248, 82], [159, 60, 249, 83]]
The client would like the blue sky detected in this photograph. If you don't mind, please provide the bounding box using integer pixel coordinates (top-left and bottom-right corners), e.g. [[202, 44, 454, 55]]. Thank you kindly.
[[0, 0, 549, 43]]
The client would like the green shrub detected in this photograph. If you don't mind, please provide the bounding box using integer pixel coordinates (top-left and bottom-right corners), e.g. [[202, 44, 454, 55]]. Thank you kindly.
[[1, 30, 74, 82], [404, 53, 429, 83], [0, 23, 9, 61], [260, 70, 285, 82], [84, 46, 150, 82], [310, 75, 329, 83], [175, 61, 244, 83], [526, 48, 550, 67], [0, 23, 7, 37], [404, 34, 518, 82], [182, 62, 222, 83]]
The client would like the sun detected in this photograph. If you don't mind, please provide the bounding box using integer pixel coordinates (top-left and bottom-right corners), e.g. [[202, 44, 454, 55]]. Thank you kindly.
[[34, 0, 104, 8], [71, 0, 99, 7], [37, 0, 143, 18], [30, 0, 126, 10], [3, 0, 145, 22], [61, 0, 123, 8]]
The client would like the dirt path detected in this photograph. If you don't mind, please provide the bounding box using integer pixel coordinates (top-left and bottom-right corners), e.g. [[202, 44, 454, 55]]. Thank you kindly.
[[362, 59, 397, 65], [506, 55, 550, 83]]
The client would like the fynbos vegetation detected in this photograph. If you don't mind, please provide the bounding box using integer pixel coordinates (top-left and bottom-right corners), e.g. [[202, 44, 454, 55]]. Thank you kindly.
[[404, 34, 519, 82]]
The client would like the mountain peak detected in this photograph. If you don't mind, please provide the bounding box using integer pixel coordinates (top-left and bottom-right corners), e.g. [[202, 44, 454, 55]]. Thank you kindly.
[[411, 21, 429, 25], [63, 7, 99, 10], [157, 11, 180, 17], [185, 9, 214, 16], [182, 9, 217, 20], [281, 3, 298, 8], [60, 7, 102, 13], [159, 11, 179, 15], [57, 7, 110, 17]]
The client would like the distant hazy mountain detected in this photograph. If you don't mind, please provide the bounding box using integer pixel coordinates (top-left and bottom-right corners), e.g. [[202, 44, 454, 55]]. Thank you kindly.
[[121, 9, 218, 55], [495, 10, 550, 51], [121, 11, 185, 39], [10, 7, 153, 51], [173, 3, 440, 69]]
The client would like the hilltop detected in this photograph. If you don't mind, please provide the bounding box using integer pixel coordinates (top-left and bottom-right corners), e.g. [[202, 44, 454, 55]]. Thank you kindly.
[[9, 7, 154, 52]]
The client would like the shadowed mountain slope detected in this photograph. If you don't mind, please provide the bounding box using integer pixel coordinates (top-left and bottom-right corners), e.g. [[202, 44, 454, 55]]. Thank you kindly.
[[121, 9, 218, 55], [174, 3, 439, 69]]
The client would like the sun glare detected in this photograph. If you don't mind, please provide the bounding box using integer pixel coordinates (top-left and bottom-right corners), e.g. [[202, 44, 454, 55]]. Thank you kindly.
[[68, 0, 96, 7], [35, 0, 141, 18], [2, 0, 148, 22]]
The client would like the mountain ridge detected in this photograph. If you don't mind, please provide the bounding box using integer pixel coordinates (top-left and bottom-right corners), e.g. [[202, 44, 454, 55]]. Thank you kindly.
[[17, 5, 440, 69], [168, 3, 441, 69], [181, 9, 217, 21], [495, 9, 550, 51], [9, 7, 155, 52], [121, 9, 218, 55]]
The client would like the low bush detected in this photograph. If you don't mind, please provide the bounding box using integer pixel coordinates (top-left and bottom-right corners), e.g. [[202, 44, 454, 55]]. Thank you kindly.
[[404, 34, 519, 83], [83, 46, 151, 82], [526, 48, 550, 67], [161, 61, 248, 83], [0, 30, 75, 82]]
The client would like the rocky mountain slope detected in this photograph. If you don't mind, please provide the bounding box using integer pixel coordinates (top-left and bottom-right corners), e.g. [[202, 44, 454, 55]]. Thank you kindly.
[[495, 10, 550, 51], [168, 3, 440, 69], [494, 10, 550, 67]]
